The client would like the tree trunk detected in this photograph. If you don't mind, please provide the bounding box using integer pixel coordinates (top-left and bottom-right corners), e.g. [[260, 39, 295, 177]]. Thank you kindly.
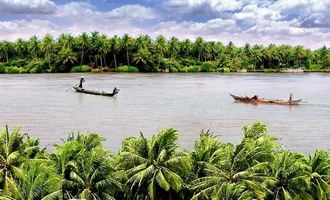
[[113, 53, 117, 69], [80, 50, 84, 66], [126, 49, 130, 66]]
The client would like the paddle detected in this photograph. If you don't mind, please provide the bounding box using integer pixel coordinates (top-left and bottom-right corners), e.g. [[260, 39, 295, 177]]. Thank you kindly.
[[65, 84, 77, 92]]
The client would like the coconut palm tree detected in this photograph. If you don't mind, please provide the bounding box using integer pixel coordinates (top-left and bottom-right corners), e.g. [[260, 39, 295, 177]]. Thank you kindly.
[[109, 36, 120, 69], [27, 36, 40, 59], [121, 34, 132, 66], [266, 151, 312, 199], [14, 38, 27, 58], [133, 48, 153, 71], [62, 146, 122, 200], [77, 32, 91, 66], [191, 122, 280, 199], [0, 126, 42, 194], [119, 129, 191, 200], [1, 161, 61, 200], [40, 34, 55, 68], [168, 37, 179, 59], [57, 47, 77, 71], [309, 150, 330, 199]]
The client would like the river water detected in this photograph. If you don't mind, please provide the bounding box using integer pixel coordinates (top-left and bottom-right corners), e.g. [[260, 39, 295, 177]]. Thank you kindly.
[[1, 73, 329, 154]]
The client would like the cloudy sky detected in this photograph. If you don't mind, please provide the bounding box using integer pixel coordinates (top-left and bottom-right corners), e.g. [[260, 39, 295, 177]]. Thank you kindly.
[[0, 0, 329, 49]]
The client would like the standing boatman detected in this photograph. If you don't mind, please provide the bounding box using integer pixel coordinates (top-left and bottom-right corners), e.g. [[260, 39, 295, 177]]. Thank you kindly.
[[289, 92, 293, 102], [78, 76, 85, 89]]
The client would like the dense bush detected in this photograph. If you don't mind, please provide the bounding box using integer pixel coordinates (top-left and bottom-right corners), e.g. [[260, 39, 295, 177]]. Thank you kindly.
[[116, 65, 139, 72], [0, 64, 5, 73], [19, 68, 29, 73], [70, 65, 92, 73], [26, 59, 48, 73], [200, 61, 217, 72], [5, 66, 20, 74]]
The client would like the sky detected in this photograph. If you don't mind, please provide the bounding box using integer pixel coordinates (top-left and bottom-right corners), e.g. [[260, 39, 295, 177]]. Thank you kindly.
[[0, 0, 329, 49]]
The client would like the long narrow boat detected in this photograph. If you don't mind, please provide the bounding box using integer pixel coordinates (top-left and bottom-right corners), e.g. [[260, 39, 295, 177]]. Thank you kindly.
[[229, 94, 302, 105], [73, 86, 119, 97]]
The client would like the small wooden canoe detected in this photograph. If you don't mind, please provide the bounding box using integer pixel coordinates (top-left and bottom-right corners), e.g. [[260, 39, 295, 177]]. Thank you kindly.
[[73, 86, 119, 97], [229, 94, 302, 105]]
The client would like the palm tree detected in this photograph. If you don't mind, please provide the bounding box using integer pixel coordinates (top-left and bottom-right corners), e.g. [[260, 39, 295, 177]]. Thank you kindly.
[[179, 39, 192, 58], [266, 151, 312, 199], [63, 146, 122, 200], [0, 41, 11, 63], [40, 34, 55, 68], [309, 150, 330, 199], [109, 36, 120, 70], [133, 48, 153, 70], [168, 37, 179, 59], [119, 129, 191, 200], [58, 47, 77, 67], [191, 122, 280, 199], [194, 37, 205, 61], [191, 130, 223, 177], [77, 32, 91, 66], [2, 161, 61, 200], [14, 38, 27, 58], [121, 33, 132, 66], [154, 35, 168, 67], [0, 126, 42, 194], [27, 36, 40, 59]]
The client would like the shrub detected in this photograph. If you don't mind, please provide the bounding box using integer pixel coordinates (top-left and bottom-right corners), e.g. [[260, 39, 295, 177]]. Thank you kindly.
[[180, 58, 200, 66], [8, 59, 29, 68], [29, 67, 42, 73], [0, 64, 5, 73], [26, 59, 48, 73], [217, 67, 230, 73], [179, 66, 200, 72], [164, 60, 182, 72], [92, 68, 102, 73], [6, 66, 20, 74], [71, 65, 92, 73], [223, 67, 230, 73], [116, 65, 139, 72], [201, 62, 217, 72], [263, 69, 278, 73], [187, 66, 200, 72], [19, 68, 29, 73]]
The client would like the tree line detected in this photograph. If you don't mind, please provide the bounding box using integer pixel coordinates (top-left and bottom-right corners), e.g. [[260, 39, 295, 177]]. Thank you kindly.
[[0, 122, 329, 199], [0, 32, 330, 73]]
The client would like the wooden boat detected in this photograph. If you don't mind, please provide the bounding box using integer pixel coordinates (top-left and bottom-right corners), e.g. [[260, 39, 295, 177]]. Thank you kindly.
[[229, 94, 302, 105], [73, 86, 119, 97]]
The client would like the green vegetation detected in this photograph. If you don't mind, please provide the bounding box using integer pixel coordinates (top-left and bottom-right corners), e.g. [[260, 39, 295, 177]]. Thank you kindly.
[[116, 65, 139, 72], [0, 33, 330, 73], [71, 65, 92, 73], [0, 122, 329, 199]]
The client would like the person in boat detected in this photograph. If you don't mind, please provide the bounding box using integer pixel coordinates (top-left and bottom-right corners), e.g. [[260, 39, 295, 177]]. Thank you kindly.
[[78, 76, 85, 89], [289, 92, 293, 102], [113, 87, 118, 93], [251, 95, 259, 101]]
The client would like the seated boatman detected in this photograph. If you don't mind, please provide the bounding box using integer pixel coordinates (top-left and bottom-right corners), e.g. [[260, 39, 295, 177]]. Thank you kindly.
[[78, 76, 85, 89]]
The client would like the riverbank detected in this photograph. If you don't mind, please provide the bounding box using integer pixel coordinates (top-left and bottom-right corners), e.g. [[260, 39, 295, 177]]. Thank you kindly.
[[0, 122, 329, 200], [2, 63, 330, 74]]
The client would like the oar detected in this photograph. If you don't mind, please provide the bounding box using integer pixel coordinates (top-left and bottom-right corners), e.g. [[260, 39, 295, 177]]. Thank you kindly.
[[65, 84, 76, 92]]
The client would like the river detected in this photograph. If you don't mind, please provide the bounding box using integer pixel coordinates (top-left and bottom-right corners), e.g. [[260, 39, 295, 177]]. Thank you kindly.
[[1, 73, 329, 154]]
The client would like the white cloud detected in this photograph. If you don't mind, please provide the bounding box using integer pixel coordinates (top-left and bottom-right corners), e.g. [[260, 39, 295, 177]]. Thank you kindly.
[[167, 0, 243, 13], [0, 0, 57, 14], [0, 19, 58, 40], [0, 0, 329, 49], [106, 4, 156, 20], [56, 2, 96, 18]]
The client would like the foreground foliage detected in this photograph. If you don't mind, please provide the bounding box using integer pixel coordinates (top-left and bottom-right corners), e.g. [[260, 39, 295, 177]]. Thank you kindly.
[[0, 122, 329, 199], [0, 33, 330, 73]]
